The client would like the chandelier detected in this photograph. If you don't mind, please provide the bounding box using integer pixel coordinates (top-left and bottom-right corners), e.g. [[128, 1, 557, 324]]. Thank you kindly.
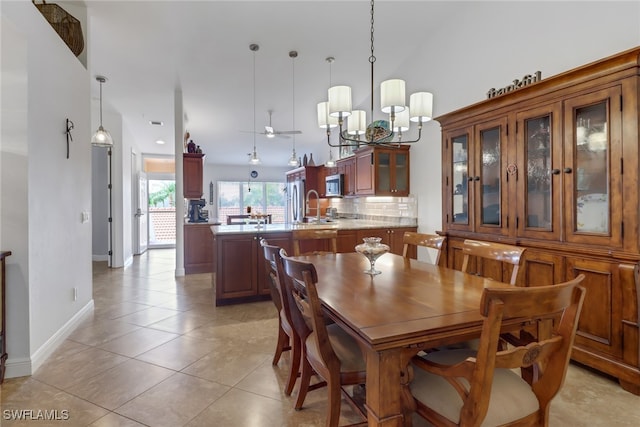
[[318, 0, 433, 148]]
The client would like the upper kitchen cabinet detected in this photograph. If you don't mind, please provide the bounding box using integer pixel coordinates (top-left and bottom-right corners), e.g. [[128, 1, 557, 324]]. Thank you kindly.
[[183, 153, 205, 199], [354, 145, 410, 196], [438, 47, 640, 394], [286, 165, 325, 197], [336, 156, 356, 197]]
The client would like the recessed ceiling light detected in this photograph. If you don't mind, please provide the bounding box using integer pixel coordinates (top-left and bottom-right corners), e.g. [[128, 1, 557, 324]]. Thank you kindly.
[[149, 120, 163, 126], [155, 139, 165, 145]]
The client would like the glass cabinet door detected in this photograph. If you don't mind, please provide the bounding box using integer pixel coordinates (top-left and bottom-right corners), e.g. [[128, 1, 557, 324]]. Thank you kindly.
[[564, 87, 622, 247], [475, 118, 508, 235], [448, 132, 471, 228], [377, 151, 392, 194], [393, 151, 409, 194], [516, 104, 562, 240]]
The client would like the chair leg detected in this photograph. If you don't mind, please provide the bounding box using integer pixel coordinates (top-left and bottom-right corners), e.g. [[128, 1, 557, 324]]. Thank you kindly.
[[285, 334, 301, 396], [272, 322, 289, 365], [326, 377, 342, 427], [295, 353, 313, 410]]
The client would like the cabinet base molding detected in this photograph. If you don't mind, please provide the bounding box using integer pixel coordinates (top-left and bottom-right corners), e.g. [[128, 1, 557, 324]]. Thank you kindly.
[[572, 346, 640, 395]]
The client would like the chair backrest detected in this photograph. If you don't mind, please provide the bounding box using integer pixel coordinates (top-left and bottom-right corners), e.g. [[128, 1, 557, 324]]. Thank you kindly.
[[461, 239, 526, 285], [280, 253, 339, 374], [428, 275, 585, 425], [402, 232, 446, 265], [227, 214, 272, 225], [291, 228, 338, 256], [260, 239, 284, 312], [277, 249, 312, 342]]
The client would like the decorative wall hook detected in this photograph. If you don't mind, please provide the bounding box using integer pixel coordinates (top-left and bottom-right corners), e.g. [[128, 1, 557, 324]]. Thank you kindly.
[[65, 118, 74, 159]]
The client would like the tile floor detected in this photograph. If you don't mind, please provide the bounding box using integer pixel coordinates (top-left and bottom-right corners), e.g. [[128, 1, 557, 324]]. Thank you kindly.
[[1, 249, 639, 426]]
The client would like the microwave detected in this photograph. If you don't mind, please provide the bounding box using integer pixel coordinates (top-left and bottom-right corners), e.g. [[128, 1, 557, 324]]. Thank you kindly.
[[325, 173, 344, 197]]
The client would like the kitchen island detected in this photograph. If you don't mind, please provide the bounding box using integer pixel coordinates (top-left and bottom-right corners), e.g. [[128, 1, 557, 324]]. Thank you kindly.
[[208, 219, 417, 306]]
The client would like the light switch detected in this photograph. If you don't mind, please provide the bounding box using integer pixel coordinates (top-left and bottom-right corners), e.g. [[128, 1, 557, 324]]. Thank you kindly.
[[81, 211, 90, 223]]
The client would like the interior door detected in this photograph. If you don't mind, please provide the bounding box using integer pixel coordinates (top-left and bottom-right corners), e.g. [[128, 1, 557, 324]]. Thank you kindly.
[[135, 171, 148, 254]]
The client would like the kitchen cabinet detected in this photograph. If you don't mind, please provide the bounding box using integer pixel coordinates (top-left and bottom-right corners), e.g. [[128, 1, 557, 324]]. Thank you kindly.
[[438, 47, 640, 394], [183, 153, 205, 199], [286, 165, 325, 197], [213, 232, 292, 305], [184, 224, 213, 274], [354, 146, 410, 196], [336, 156, 356, 196], [356, 226, 417, 256]]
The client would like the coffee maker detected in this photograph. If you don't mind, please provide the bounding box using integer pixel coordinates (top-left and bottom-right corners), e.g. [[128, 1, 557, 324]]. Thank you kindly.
[[188, 199, 208, 223]]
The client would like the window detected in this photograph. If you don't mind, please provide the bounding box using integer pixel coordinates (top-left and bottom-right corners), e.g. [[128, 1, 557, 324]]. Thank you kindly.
[[218, 181, 286, 223]]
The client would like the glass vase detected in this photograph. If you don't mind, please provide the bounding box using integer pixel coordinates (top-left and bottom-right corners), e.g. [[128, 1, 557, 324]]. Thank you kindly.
[[355, 237, 390, 275]]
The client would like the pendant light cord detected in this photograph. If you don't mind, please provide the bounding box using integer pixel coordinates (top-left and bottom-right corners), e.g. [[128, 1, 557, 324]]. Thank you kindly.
[[369, 0, 376, 122], [291, 51, 296, 152], [99, 80, 104, 127], [253, 48, 256, 152]]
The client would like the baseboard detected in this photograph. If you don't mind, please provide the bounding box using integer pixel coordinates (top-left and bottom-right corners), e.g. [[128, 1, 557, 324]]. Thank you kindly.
[[92, 254, 109, 262], [4, 299, 94, 379]]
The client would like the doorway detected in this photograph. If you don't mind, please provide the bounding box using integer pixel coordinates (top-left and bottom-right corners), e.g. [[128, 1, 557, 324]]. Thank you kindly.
[[148, 177, 176, 247]]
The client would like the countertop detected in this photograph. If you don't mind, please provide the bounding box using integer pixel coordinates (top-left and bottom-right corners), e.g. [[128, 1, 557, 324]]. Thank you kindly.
[[208, 218, 417, 235]]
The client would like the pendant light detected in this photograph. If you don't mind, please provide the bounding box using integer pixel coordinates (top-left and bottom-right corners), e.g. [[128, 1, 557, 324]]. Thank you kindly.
[[288, 50, 299, 167], [91, 76, 114, 147], [319, 0, 433, 148], [248, 44, 261, 165]]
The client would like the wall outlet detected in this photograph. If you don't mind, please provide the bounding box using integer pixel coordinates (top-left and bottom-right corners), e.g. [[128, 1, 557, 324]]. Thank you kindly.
[[73, 287, 78, 301], [81, 211, 90, 223]]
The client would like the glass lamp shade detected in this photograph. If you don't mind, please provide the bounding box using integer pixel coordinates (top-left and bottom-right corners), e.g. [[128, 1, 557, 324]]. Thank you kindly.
[[328, 85, 352, 118], [288, 149, 298, 166], [325, 150, 336, 167], [91, 126, 114, 147], [392, 108, 410, 132], [317, 102, 338, 128], [380, 79, 406, 114], [249, 149, 261, 165], [409, 92, 433, 123], [348, 110, 367, 135]]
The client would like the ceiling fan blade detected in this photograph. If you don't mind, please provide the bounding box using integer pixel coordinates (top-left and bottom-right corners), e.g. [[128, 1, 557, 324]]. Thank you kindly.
[[274, 130, 302, 135]]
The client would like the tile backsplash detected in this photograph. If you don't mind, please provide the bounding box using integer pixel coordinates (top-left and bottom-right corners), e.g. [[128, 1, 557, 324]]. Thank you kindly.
[[328, 196, 417, 225]]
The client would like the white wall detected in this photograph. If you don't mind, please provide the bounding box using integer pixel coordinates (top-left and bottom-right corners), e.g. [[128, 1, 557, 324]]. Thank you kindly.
[[1, 1, 93, 377], [407, 1, 640, 237]]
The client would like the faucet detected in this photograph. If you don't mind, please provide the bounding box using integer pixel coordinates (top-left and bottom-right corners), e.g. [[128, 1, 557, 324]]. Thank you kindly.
[[305, 189, 321, 222]]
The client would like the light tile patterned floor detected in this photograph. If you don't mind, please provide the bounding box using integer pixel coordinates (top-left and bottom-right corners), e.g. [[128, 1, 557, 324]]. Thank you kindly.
[[1, 249, 639, 426]]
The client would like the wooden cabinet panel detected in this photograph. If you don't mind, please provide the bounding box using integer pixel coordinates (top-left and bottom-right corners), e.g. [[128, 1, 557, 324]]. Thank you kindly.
[[355, 149, 375, 195], [183, 153, 205, 199], [566, 257, 622, 358], [184, 224, 213, 274], [519, 249, 564, 287], [215, 232, 292, 304], [215, 234, 258, 301], [337, 157, 356, 196], [337, 230, 358, 253]]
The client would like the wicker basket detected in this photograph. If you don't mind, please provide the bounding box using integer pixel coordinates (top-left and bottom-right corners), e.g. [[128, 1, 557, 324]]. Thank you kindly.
[[33, 0, 84, 57]]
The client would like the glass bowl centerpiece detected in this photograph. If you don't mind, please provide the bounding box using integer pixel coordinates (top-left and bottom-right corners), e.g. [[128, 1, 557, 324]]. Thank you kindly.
[[355, 237, 390, 275]]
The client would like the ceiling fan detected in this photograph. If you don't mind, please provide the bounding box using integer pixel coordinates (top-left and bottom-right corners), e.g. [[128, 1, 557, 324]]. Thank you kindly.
[[242, 110, 302, 139]]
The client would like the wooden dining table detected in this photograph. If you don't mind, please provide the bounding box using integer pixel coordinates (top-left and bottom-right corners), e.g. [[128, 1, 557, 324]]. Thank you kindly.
[[294, 252, 519, 427]]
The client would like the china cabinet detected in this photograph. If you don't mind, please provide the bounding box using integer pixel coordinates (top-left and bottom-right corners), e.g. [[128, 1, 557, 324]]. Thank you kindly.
[[438, 47, 640, 394], [354, 146, 410, 196], [183, 153, 205, 199]]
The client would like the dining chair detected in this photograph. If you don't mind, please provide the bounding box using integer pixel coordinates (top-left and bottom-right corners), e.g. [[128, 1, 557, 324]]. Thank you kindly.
[[280, 250, 367, 427], [402, 232, 446, 266], [259, 239, 302, 396], [461, 239, 526, 285], [410, 274, 586, 427], [291, 228, 338, 256]]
